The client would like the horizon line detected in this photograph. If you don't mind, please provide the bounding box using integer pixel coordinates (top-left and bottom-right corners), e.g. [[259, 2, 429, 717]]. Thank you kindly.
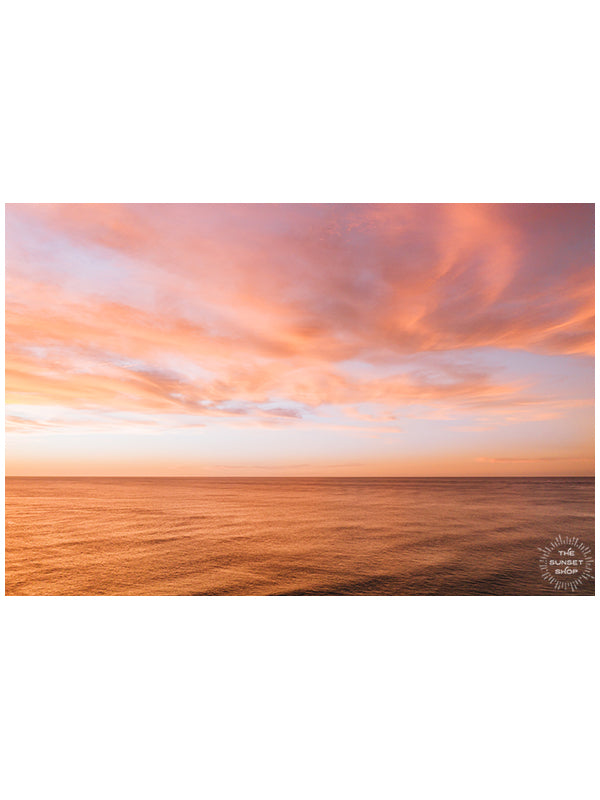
[[4, 474, 595, 479]]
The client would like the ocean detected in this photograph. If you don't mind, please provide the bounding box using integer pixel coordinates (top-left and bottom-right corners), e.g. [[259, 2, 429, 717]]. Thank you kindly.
[[4, 477, 595, 596]]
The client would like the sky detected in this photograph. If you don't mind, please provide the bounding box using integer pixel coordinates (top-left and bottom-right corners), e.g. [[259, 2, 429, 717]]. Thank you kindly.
[[5, 203, 594, 476]]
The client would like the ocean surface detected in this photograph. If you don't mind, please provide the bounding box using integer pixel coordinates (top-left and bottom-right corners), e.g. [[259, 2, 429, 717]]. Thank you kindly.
[[4, 477, 595, 596]]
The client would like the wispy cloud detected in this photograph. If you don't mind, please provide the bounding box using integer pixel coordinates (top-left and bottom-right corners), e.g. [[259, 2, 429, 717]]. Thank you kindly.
[[476, 456, 593, 464]]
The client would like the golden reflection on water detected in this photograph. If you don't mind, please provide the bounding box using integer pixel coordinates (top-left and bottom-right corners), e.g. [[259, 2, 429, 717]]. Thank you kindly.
[[5, 477, 595, 596]]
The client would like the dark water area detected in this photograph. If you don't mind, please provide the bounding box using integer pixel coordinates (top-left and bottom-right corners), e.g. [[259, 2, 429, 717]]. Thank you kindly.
[[4, 477, 595, 596]]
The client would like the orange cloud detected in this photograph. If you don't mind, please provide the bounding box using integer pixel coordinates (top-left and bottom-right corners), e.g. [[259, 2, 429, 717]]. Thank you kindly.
[[5, 204, 594, 476], [476, 457, 592, 464]]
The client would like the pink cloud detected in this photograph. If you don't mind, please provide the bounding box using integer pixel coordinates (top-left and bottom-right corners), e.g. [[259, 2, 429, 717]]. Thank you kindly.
[[5, 204, 594, 445]]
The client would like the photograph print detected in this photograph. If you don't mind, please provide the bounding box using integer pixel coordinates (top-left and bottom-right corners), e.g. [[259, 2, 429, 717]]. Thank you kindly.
[[4, 203, 595, 595]]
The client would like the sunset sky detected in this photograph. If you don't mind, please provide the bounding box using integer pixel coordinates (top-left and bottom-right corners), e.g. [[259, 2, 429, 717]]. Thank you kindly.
[[5, 203, 594, 476]]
